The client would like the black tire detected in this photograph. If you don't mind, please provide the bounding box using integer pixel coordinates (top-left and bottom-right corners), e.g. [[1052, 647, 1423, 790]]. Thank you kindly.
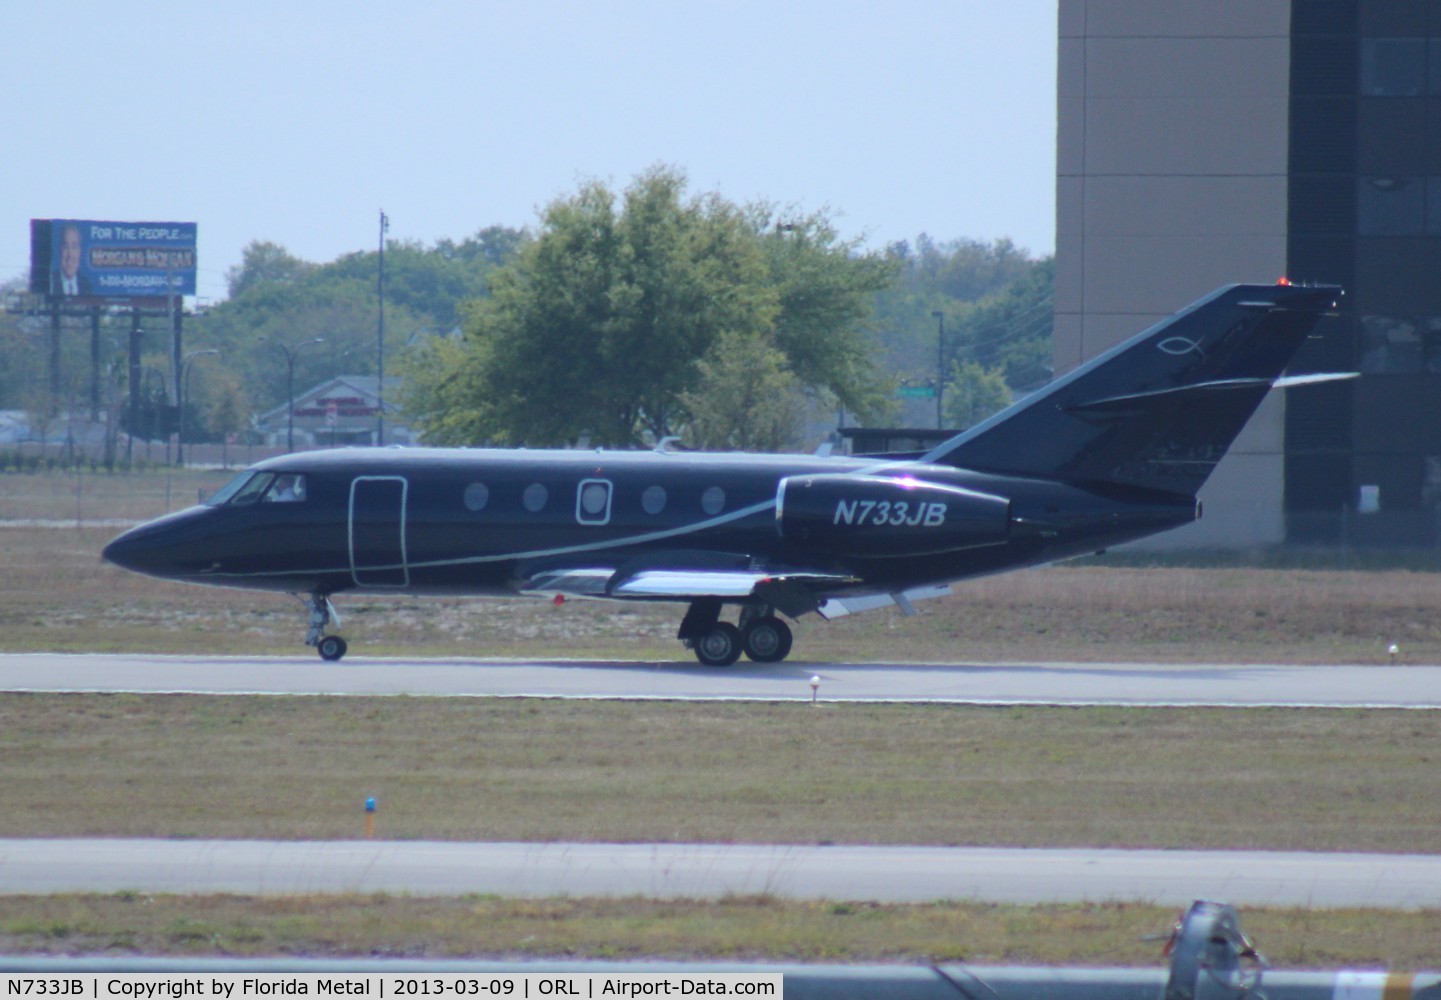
[[694, 622, 742, 667], [742, 616, 793, 663], [317, 635, 348, 661]]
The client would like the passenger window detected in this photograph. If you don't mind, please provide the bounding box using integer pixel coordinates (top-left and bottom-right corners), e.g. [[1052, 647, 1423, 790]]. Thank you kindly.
[[702, 486, 726, 515], [463, 483, 490, 512], [577, 479, 612, 525], [262, 474, 307, 503]]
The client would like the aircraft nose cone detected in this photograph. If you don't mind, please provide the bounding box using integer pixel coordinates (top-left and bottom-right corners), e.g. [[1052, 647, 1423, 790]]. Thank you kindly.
[[102, 527, 155, 575], [103, 520, 188, 579]]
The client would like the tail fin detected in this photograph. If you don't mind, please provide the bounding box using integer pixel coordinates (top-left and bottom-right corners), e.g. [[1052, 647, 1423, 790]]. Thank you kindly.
[[922, 282, 1342, 496]]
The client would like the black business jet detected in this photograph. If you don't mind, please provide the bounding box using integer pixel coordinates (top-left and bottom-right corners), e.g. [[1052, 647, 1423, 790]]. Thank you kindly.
[[103, 281, 1342, 665]]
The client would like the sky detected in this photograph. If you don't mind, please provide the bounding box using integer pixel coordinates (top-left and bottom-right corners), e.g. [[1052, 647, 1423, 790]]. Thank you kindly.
[[4, 1, 1058, 305]]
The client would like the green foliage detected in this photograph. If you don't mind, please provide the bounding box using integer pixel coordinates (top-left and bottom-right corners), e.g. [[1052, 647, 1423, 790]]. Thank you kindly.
[[681, 331, 808, 451], [402, 166, 897, 449], [175, 226, 525, 442], [890, 233, 1035, 301], [943, 360, 1012, 430], [225, 241, 316, 299], [951, 255, 1054, 392], [871, 241, 1052, 427]]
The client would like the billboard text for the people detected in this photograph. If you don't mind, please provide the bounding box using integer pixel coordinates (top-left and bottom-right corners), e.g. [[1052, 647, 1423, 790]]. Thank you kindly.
[[29, 219, 197, 303]]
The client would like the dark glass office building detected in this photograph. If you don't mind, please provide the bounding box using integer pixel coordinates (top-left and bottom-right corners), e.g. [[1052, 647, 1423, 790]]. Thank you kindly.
[[1058, 0, 1441, 548], [1287, 0, 1441, 545]]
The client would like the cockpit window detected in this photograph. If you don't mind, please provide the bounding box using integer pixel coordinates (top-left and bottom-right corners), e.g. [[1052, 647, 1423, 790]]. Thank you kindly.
[[262, 474, 307, 503], [205, 472, 308, 506], [205, 471, 273, 507]]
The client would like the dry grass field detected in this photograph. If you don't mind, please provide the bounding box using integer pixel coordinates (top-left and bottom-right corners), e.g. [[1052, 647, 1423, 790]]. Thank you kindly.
[[3, 696, 1440, 851], [2, 895, 1436, 969]]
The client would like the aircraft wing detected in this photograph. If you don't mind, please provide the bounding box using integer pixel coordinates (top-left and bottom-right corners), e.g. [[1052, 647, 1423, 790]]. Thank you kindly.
[[517, 560, 856, 617]]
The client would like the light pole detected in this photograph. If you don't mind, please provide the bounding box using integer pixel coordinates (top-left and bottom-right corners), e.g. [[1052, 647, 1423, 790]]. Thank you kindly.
[[377, 209, 388, 446], [263, 337, 325, 453], [932, 310, 946, 429], [177, 349, 219, 467]]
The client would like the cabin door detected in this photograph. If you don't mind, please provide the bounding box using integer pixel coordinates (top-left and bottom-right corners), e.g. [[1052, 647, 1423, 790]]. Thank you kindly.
[[349, 476, 409, 587]]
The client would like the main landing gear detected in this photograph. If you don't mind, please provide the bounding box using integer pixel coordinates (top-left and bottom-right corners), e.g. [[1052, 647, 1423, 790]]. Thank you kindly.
[[678, 600, 794, 667], [304, 593, 349, 661]]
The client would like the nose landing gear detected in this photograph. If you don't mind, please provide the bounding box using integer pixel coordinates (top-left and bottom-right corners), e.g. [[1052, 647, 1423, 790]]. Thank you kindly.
[[304, 593, 349, 661]]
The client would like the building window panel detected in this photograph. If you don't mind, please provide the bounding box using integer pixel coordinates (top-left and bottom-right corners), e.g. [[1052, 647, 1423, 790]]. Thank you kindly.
[[1360, 315, 1422, 372], [1358, 176, 1426, 234], [1428, 178, 1441, 233], [1361, 38, 1426, 96]]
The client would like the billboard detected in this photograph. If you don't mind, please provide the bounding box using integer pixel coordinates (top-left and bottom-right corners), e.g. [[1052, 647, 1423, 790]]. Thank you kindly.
[[29, 219, 197, 303]]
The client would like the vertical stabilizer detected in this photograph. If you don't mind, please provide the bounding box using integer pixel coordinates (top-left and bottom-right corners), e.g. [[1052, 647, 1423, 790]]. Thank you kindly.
[[922, 283, 1342, 496]]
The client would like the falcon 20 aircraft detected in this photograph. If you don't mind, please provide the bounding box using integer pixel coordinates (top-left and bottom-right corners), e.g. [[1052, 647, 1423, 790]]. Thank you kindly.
[[104, 282, 1342, 665]]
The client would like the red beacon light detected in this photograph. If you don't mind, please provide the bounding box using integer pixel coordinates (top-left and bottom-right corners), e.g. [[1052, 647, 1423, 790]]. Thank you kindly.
[[1276, 276, 1292, 286]]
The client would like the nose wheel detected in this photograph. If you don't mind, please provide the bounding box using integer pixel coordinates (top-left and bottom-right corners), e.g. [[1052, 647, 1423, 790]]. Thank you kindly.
[[304, 593, 348, 661]]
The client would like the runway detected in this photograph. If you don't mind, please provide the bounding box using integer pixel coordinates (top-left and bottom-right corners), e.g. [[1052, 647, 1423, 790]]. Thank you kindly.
[[3, 652, 1441, 707], [4, 839, 1439, 909]]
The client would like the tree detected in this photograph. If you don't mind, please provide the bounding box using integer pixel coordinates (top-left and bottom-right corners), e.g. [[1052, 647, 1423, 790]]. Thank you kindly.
[[402, 166, 896, 449], [954, 256, 1054, 392], [944, 360, 1012, 430], [207, 375, 250, 467], [225, 241, 317, 299], [682, 331, 808, 451], [755, 207, 898, 419]]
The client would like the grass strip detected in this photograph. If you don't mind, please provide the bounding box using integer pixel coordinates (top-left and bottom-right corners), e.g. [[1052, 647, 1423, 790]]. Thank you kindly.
[[1, 895, 1437, 968], [3, 695, 1440, 852]]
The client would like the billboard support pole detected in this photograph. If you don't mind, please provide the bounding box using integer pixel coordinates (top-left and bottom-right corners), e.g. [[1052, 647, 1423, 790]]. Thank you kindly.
[[127, 316, 141, 467], [49, 300, 62, 408], [90, 307, 101, 420], [168, 276, 183, 467]]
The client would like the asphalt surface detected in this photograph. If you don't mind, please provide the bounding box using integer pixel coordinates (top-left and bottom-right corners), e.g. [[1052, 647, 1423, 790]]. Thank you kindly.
[[4, 653, 1441, 706], [4, 839, 1440, 908]]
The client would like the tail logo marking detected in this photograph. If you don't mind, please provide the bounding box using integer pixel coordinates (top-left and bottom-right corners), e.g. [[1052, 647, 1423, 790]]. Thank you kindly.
[[1157, 336, 1204, 356]]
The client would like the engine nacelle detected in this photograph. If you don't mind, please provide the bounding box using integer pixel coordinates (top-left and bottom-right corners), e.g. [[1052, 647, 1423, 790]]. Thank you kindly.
[[777, 473, 1010, 558]]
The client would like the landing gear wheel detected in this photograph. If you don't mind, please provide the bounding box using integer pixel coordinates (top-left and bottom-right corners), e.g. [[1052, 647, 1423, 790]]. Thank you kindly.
[[317, 635, 348, 661], [694, 622, 742, 667], [742, 616, 793, 663]]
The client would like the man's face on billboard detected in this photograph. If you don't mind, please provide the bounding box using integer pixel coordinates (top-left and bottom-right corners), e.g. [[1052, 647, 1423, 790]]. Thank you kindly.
[[60, 227, 81, 279]]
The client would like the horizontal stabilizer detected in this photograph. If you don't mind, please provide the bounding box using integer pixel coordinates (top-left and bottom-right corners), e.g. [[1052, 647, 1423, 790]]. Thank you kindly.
[[1271, 372, 1359, 388]]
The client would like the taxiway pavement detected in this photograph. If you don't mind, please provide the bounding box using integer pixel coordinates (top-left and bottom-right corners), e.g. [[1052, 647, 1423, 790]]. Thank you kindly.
[[3, 839, 1439, 908], [2, 652, 1440, 707]]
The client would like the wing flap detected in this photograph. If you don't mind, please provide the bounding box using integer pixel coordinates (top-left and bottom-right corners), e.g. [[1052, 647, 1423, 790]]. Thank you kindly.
[[818, 584, 952, 620]]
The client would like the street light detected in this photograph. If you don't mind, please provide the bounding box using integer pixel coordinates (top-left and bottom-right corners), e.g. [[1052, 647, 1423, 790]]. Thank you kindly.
[[177, 349, 219, 467], [932, 310, 946, 429], [263, 337, 325, 453]]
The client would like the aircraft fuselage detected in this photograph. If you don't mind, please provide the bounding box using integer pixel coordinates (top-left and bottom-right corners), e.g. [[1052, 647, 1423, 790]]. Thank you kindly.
[[105, 447, 1193, 602]]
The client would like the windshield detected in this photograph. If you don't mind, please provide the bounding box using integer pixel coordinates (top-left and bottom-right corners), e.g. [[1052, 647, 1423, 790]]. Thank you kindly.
[[204, 472, 286, 507]]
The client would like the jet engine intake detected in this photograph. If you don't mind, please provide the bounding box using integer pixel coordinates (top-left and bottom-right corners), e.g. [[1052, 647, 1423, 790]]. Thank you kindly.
[[777, 473, 1010, 557]]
